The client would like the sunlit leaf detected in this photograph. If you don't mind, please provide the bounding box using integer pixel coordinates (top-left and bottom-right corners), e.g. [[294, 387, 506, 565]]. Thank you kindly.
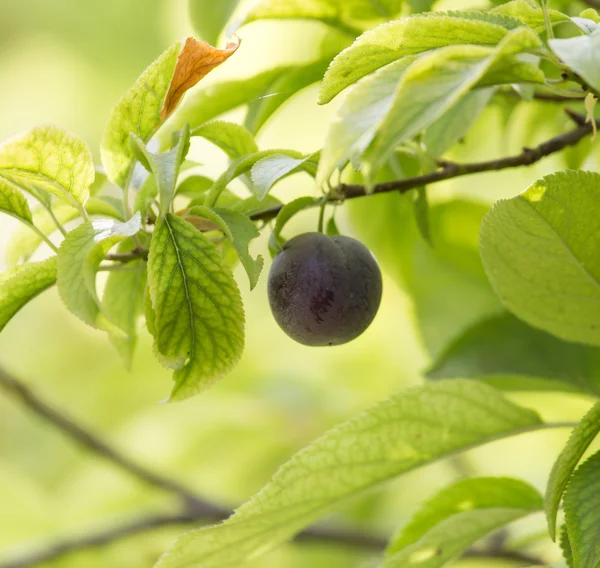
[[0, 126, 94, 210], [0, 177, 32, 223], [250, 154, 318, 200], [101, 37, 239, 187], [564, 450, 600, 568], [269, 196, 317, 256], [57, 214, 142, 331], [480, 171, 600, 347], [147, 214, 244, 400], [189, 0, 241, 46], [192, 121, 258, 160], [0, 257, 57, 332], [560, 524, 574, 568], [187, 206, 263, 289], [545, 402, 600, 540], [550, 29, 600, 94], [154, 380, 543, 568], [491, 0, 569, 30]]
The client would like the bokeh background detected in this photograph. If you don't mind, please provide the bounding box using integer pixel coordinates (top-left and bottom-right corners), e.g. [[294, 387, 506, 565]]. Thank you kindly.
[[0, 1, 597, 567]]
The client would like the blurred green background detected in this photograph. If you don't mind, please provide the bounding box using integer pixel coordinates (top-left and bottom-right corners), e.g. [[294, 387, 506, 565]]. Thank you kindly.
[[0, 1, 597, 567]]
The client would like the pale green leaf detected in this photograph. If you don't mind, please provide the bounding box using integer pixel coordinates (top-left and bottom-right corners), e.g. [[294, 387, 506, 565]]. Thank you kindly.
[[383, 507, 540, 568], [326, 215, 339, 236], [550, 29, 600, 94], [189, 0, 240, 45], [0, 257, 57, 332], [362, 29, 541, 186], [133, 175, 158, 219], [187, 206, 263, 289], [192, 121, 258, 160], [177, 175, 214, 197], [57, 214, 142, 330], [564, 450, 600, 568], [147, 214, 244, 400], [85, 196, 126, 220], [480, 170, 600, 347], [250, 154, 318, 200], [130, 125, 190, 216], [154, 380, 543, 568], [6, 203, 79, 267], [269, 196, 317, 255], [388, 477, 543, 554], [580, 9, 600, 24], [231, 194, 282, 217], [491, 0, 569, 31], [545, 402, 600, 540], [0, 177, 32, 223], [560, 524, 574, 568], [427, 312, 600, 396], [319, 13, 520, 104], [101, 38, 239, 186], [412, 187, 431, 245], [0, 126, 94, 209], [422, 89, 494, 157], [102, 241, 147, 369]]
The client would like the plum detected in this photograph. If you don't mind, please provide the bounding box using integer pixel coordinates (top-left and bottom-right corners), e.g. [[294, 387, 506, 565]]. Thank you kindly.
[[268, 232, 382, 346]]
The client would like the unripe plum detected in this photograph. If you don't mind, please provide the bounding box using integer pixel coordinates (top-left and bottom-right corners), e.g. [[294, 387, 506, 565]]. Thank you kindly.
[[268, 232, 382, 346]]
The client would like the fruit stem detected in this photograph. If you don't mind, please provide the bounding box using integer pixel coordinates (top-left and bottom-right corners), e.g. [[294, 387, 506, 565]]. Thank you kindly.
[[317, 196, 328, 233]]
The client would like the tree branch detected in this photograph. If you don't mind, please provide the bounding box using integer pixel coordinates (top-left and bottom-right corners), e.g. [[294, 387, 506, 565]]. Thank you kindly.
[[583, 0, 600, 8], [0, 367, 549, 568], [249, 113, 599, 224]]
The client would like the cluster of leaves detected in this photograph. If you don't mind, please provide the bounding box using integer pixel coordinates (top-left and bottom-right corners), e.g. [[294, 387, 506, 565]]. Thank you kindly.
[[2, 0, 600, 565]]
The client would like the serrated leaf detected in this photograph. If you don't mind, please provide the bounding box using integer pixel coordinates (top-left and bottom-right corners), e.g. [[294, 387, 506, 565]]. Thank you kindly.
[[57, 214, 142, 330], [164, 57, 332, 142], [388, 477, 543, 554], [317, 57, 416, 185], [102, 241, 147, 369], [6, 203, 79, 267], [130, 125, 191, 216], [564, 450, 600, 568], [250, 154, 318, 200], [0, 258, 57, 332], [101, 37, 239, 187], [147, 214, 244, 400], [0, 177, 32, 223], [189, 0, 240, 46], [0, 126, 94, 210], [187, 206, 263, 289], [580, 9, 600, 24], [550, 29, 600, 94], [491, 0, 569, 30], [192, 121, 258, 160], [560, 524, 575, 568], [545, 402, 600, 540], [319, 13, 520, 104], [361, 29, 541, 186], [427, 312, 600, 396], [480, 171, 600, 347], [154, 380, 543, 568], [422, 89, 494, 157]]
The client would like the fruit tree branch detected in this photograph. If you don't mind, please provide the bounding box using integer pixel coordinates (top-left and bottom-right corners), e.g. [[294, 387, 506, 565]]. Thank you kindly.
[[0, 367, 547, 568]]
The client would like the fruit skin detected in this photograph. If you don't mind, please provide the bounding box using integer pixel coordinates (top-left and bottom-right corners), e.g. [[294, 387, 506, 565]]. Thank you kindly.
[[268, 232, 382, 346]]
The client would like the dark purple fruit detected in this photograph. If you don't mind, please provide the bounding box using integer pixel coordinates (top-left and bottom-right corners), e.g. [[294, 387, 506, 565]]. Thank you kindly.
[[268, 232, 382, 346]]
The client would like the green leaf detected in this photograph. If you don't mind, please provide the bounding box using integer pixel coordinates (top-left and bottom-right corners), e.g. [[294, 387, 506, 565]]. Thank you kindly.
[[326, 215, 339, 236], [560, 524, 575, 568], [388, 477, 543, 554], [317, 57, 416, 185], [412, 187, 431, 245], [427, 312, 600, 396], [0, 257, 57, 333], [177, 175, 214, 197], [230, 194, 282, 217], [6, 203, 79, 267], [480, 170, 600, 347], [0, 126, 94, 210], [146, 214, 244, 400], [57, 214, 142, 331], [0, 177, 32, 223], [192, 121, 258, 160], [550, 29, 600, 94], [422, 89, 494, 157], [361, 30, 541, 186], [154, 380, 543, 568], [101, 37, 239, 187], [187, 206, 263, 289], [165, 57, 333, 140], [189, 0, 240, 46], [545, 402, 600, 540], [580, 9, 600, 24], [319, 13, 523, 104], [250, 154, 318, 200], [491, 0, 569, 31], [564, 449, 600, 568], [269, 196, 317, 255], [102, 242, 147, 369], [130, 125, 191, 216], [85, 196, 126, 220], [133, 175, 158, 219], [383, 477, 543, 568]]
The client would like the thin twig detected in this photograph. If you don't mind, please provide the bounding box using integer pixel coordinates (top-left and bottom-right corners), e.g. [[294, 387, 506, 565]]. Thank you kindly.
[[583, 0, 600, 8], [249, 113, 599, 224]]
